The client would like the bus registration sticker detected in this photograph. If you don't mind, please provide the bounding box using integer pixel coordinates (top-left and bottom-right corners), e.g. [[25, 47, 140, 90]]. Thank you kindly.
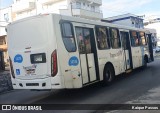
[[14, 54, 23, 63], [69, 56, 79, 66], [23, 65, 37, 75]]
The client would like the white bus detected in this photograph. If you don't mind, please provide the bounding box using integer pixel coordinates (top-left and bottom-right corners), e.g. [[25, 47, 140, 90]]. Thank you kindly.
[[7, 14, 154, 90]]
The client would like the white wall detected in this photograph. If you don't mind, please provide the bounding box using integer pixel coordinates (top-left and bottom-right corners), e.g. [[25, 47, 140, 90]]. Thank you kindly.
[[16, 9, 36, 20], [12, 0, 103, 20], [0, 7, 12, 36], [37, 0, 68, 14], [145, 23, 160, 38], [112, 19, 132, 27], [145, 23, 160, 47], [112, 18, 143, 28]]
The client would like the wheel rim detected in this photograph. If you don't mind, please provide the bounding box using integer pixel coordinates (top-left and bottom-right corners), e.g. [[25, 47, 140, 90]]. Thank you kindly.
[[106, 70, 111, 82]]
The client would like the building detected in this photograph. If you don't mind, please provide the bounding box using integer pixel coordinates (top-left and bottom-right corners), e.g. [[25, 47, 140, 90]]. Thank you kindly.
[[101, 13, 158, 48], [0, 6, 13, 67], [0, 0, 103, 68], [102, 13, 144, 29], [12, 0, 103, 21], [144, 17, 160, 46], [145, 28, 157, 48]]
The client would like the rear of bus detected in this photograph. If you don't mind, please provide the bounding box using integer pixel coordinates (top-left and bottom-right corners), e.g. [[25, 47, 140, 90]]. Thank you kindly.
[[7, 14, 63, 90]]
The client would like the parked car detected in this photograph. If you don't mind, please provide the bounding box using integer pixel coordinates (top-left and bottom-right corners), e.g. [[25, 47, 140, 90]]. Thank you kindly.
[[153, 46, 160, 52]]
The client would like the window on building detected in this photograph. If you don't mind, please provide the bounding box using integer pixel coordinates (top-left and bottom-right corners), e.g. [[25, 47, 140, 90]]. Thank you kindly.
[[135, 19, 139, 28], [42, 5, 47, 9], [91, 6, 95, 11], [4, 13, 9, 22], [61, 22, 76, 52], [96, 26, 110, 49], [130, 31, 140, 47], [0, 37, 6, 45], [140, 21, 144, 28], [110, 28, 121, 48], [0, 39, 4, 45], [76, 2, 81, 9]]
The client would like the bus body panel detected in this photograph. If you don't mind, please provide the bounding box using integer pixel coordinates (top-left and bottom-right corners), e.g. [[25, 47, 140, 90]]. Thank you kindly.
[[131, 47, 142, 68], [8, 16, 49, 79], [71, 22, 97, 86], [97, 48, 125, 78], [7, 14, 64, 89], [54, 18, 83, 88], [13, 77, 52, 89]]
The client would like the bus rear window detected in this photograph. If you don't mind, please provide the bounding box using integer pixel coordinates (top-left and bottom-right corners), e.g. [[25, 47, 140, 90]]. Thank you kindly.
[[30, 53, 46, 64], [61, 22, 76, 52]]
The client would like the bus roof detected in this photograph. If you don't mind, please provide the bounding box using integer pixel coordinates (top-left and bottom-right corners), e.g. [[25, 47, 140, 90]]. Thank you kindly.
[[8, 13, 145, 32]]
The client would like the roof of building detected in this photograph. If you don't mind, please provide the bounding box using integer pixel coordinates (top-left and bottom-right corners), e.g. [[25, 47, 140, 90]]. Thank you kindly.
[[102, 13, 143, 22]]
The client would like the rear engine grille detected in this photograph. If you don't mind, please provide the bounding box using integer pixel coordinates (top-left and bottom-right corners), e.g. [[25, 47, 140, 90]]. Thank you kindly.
[[26, 83, 39, 86]]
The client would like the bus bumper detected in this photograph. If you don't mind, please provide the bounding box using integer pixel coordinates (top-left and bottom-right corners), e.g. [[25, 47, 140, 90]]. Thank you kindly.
[[13, 77, 52, 90]]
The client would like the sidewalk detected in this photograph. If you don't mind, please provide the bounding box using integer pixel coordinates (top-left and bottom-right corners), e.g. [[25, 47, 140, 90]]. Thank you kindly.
[[0, 68, 13, 94], [105, 57, 160, 113]]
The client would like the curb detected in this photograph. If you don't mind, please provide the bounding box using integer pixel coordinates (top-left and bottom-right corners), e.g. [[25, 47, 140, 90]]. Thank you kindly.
[[0, 89, 14, 95], [0, 71, 13, 94]]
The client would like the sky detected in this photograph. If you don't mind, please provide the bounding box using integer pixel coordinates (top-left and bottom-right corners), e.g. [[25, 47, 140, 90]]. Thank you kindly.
[[102, 0, 160, 18], [0, 0, 13, 9], [0, 0, 160, 18]]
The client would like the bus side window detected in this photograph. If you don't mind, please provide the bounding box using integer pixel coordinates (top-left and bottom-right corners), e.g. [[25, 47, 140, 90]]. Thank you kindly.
[[61, 22, 76, 52], [109, 28, 121, 49], [130, 31, 139, 47], [75, 27, 85, 54], [139, 32, 146, 46], [95, 26, 110, 50]]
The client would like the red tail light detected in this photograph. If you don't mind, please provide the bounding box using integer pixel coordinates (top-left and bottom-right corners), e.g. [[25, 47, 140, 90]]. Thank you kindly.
[[9, 57, 15, 78], [51, 50, 58, 77]]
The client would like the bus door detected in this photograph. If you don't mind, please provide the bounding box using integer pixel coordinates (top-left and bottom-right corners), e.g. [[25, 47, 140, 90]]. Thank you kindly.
[[120, 30, 133, 70], [75, 26, 98, 84], [146, 33, 154, 61]]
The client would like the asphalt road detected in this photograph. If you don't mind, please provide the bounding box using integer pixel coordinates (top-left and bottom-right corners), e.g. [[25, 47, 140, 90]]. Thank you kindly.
[[1, 55, 160, 113]]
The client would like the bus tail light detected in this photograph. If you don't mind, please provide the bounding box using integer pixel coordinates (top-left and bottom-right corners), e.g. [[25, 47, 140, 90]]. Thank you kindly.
[[9, 57, 15, 78], [51, 50, 58, 77]]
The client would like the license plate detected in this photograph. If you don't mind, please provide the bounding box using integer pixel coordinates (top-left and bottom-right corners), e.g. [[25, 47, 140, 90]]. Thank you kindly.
[[25, 69, 35, 74]]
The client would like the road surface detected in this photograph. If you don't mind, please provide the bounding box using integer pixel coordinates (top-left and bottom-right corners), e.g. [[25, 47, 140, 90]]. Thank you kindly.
[[1, 55, 160, 113]]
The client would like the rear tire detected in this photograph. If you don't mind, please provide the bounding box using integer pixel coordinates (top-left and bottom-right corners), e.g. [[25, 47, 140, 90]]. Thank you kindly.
[[103, 64, 115, 85]]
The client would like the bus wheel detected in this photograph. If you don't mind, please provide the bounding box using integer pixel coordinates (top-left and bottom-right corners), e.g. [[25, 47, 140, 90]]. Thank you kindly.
[[103, 64, 115, 85]]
